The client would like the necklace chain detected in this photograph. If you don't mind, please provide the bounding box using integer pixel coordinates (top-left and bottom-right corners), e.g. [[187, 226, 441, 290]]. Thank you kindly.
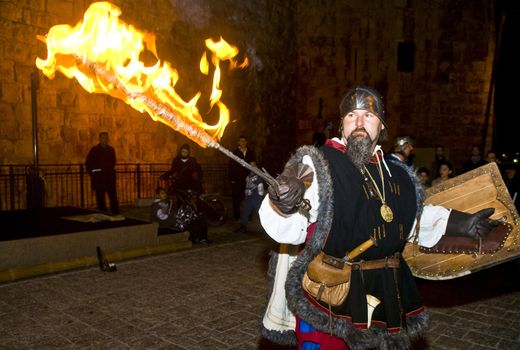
[[363, 160, 385, 204], [362, 158, 394, 223]]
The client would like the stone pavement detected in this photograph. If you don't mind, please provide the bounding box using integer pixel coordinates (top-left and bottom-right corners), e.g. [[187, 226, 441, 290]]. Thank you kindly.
[[0, 207, 519, 349]]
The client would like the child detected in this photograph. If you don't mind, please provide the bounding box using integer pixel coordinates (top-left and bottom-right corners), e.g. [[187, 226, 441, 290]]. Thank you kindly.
[[150, 187, 210, 244], [235, 161, 265, 233]]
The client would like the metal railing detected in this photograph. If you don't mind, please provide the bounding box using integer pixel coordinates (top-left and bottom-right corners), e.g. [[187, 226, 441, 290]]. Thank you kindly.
[[0, 163, 229, 211]]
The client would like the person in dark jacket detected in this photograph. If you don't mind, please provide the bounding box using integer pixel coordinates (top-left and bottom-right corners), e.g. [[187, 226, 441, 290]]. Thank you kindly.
[[85, 132, 119, 214], [161, 143, 204, 195], [462, 144, 488, 173], [228, 135, 256, 220]]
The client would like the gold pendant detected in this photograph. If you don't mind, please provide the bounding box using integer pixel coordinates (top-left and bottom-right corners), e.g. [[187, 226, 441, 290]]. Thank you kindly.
[[380, 203, 393, 222]]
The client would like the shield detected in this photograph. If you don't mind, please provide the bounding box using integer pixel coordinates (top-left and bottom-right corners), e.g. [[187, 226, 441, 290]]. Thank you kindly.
[[403, 162, 520, 280]]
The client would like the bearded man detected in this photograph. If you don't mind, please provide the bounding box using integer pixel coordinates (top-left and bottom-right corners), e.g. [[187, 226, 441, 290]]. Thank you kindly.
[[259, 86, 498, 349]]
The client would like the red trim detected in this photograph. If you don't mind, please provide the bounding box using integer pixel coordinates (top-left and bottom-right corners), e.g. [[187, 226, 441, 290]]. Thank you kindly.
[[325, 139, 346, 152], [306, 222, 317, 241], [324, 139, 381, 163], [406, 306, 425, 317]]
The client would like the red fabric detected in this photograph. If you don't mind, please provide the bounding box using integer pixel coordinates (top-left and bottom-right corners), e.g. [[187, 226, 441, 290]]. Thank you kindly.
[[324, 139, 381, 163], [296, 317, 349, 350], [306, 222, 317, 241], [325, 139, 346, 153]]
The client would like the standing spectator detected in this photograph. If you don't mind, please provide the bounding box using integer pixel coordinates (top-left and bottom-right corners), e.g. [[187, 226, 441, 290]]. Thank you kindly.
[[235, 161, 265, 233], [431, 160, 454, 186], [462, 144, 488, 173], [485, 149, 499, 164], [431, 145, 448, 179], [160, 143, 204, 195], [228, 135, 256, 220], [86, 131, 119, 214]]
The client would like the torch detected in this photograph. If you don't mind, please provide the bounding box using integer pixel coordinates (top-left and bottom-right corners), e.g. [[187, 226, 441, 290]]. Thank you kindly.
[[77, 55, 278, 187], [35, 2, 277, 187]]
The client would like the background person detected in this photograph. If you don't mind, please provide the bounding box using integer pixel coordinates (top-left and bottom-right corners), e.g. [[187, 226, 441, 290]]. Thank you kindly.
[[416, 166, 431, 189], [150, 187, 210, 244], [385, 135, 414, 167], [431, 144, 448, 179], [462, 144, 487, 173], [160, 143, 204, 195], [228, 135, 256, 220], [85, 131, 119, 214], [431, 160, 454, 186], [235, 161, 265, 233]]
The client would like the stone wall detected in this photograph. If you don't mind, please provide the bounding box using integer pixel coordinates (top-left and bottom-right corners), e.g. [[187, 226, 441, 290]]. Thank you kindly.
[[0, 0, 497, 174], [0, 0, 297, 172], [294, 0, 496, 171]]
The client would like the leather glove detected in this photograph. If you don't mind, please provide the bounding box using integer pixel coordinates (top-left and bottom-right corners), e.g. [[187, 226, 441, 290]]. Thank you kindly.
[[268, 162, 314, 215], [445, 208, 500, 240]]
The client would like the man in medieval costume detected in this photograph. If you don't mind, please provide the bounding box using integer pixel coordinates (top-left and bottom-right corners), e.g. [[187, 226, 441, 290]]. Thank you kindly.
[[258, 86, 498, 349]]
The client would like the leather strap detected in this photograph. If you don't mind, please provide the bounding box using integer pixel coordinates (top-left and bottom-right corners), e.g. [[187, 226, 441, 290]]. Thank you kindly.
[[351, 254, 400, 270]]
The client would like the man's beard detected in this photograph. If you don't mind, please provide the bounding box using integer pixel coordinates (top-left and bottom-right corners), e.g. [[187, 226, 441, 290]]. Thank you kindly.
[[346, 131, 373, 169]]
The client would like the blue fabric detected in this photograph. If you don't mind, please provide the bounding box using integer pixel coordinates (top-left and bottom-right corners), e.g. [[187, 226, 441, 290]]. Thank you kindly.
[[299, 319, 320, 350]]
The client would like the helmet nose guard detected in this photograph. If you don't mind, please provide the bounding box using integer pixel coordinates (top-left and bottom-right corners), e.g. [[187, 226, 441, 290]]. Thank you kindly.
[[339, 86, 386, 127]]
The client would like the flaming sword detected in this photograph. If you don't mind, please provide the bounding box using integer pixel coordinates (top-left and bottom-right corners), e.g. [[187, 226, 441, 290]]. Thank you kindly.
[[76, 55, 278, 187], [35, 2, 277, 187]]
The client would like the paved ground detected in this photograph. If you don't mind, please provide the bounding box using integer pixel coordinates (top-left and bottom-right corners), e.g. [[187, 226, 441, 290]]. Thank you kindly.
[[0, 206, 519, 349]]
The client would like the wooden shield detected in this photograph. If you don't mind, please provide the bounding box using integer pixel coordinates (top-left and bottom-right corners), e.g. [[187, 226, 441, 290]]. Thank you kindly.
[[403, 162, 520, 280]]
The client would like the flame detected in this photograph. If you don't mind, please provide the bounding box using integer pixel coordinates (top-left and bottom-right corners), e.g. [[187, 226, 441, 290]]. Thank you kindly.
[[35, 1, 247, 147]]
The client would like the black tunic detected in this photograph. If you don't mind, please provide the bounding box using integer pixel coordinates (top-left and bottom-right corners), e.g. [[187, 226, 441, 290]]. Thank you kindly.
[[319, 145, 422, 330]]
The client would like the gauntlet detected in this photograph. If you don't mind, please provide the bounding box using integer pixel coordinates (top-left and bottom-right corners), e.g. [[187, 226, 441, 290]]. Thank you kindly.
[[267, 162, 314, 215], [445, 208, 499, 240]]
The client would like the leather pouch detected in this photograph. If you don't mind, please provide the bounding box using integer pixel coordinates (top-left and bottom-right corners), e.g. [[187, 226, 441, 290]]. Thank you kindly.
[[302, 251, 351, 306]]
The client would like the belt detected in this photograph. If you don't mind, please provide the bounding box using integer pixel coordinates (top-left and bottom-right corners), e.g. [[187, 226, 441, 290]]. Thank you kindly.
[[350, 253, 400, 270]]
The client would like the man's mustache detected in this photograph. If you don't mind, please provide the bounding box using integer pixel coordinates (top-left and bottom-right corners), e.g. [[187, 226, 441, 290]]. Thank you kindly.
[[351, 128, 368, 136]]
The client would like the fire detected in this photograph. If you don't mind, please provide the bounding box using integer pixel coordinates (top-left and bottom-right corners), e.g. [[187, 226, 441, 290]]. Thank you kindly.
[[35, 1, 247, 146]]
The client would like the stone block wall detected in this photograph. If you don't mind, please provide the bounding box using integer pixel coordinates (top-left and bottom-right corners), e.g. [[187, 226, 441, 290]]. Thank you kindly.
[[0, 0, 497, 174], [294, 0, 496, 172]]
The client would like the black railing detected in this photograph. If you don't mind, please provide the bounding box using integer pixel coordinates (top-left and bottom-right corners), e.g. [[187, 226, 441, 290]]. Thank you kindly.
[[0, 163, 229, 211]]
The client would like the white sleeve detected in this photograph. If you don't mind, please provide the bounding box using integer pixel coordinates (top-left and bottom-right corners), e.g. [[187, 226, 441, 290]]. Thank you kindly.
[[408, 204, 451, 248], [259, 155, 319, 245]]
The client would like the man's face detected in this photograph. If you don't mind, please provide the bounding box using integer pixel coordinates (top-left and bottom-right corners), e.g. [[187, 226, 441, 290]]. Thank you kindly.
[[159, 190, 168, 200], [99, 133, 108, 146], [341, 109, 383, 147], [435, 146, 444, 157], [486, 152, 497, 163], [238, 138, 247, 148], [403, 144, 414, 158], [180, 149, 189, 158]]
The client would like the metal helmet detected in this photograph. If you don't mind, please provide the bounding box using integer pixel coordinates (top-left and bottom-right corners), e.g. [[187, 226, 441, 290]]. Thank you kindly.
[[393, 136, 414, 153], [339, 86, 386, 127]]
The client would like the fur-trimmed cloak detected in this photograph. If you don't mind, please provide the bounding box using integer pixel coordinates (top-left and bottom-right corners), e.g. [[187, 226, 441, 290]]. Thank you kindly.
[[261, 144, 430, 350]]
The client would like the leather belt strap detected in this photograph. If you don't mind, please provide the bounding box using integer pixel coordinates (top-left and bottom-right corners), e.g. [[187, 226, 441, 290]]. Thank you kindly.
[[351, 254, 400, 270]]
